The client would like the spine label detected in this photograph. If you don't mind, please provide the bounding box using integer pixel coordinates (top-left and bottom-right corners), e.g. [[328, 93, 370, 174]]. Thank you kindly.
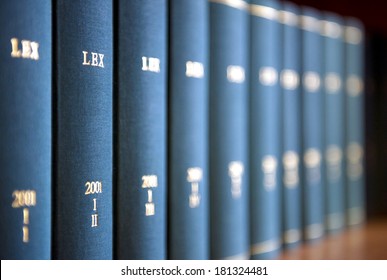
[[10, 38, 39, 60]]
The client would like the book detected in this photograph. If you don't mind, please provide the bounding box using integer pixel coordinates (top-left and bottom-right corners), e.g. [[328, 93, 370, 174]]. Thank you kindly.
[[0, 0, 52, 260], [322, 13, 346, 232], [300, 7, 324, 242], [116, 0, 167, 260], [209, 0, 250, 260], [53, 0, 113, 259], [169, 0, 209, 259], [250, 0, 282, 259], [344, 18, 366, 226], [279, 2, 302, 249]]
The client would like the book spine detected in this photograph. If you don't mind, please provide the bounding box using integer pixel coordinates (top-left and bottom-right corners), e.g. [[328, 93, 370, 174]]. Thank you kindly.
[[209, 0, 250, 260], [116, 0, 167, 260], [300, 7, 325, 242], [250, 0, 282, 259], [54, 0, 113, 259], [322, 13, 346, 232], [344, 19, 365, 226], [169, 0, 209, 259], [280, 2, 302, 249], [0, 0, 51, 260]]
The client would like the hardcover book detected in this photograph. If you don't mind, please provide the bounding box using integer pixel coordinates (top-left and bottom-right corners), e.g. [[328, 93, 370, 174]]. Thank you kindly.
[[169, 0, 209, 259], [54, 0, 113, 259], [322, 13, 346, 232], [344, 18, 366, 227], [116, 0, 167, 259], [250, 0, 282, 259], [280, 2, 302, 249], [209, 0, 250, 260], [0, 0, 52, 260], [300, 7, 325, 242]]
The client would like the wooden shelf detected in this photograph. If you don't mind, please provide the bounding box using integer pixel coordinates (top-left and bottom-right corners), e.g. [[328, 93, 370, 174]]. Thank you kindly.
[[279, 218, 387, 260]]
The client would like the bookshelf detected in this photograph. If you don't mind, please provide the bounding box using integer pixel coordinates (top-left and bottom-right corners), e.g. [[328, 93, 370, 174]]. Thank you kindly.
[[1, 0, 385, 261], [280, 218, 387, 259], [288, 0, 387, 260]]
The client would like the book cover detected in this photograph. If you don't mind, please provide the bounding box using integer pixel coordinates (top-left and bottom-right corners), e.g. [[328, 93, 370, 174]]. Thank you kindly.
[[169, 0, 209, 259], [280, 2, 302, 249], [0, 0, 52, 260], [209, 0, 250, 260], [300, 7, 325, 242], [54, 0, 113, 259], [344, 18, 366, 227], [250, 0, 282, 259], [322, 13, 346, 233], [116, 0, 167, 260]]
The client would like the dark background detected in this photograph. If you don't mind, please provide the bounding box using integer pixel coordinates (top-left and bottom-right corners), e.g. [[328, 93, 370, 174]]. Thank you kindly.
[[291, 0, 387, 218]]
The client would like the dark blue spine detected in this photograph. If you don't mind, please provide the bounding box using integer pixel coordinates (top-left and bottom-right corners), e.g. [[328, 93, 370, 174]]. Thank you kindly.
[[0, 0, 51, 260], [344, 19, 365, 227], [300, 7, 324, 242], [54, 0, 113, 259], [169, 0, 209, 259], [250, 0, 282, 259], [280, 2, 302, 249], [116, 0, 167, 260], [209, 0, 249, 260], [322, 13, 346, 233]]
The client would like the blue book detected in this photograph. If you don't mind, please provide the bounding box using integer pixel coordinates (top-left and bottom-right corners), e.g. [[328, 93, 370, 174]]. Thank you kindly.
[[209, 0, 250, 260], [116, 0, 167, 260], [0, 0, 51, 260], [250, 0, 282, 259], [344, 19, 365, 227], [322, 13, 346, 233], [300, 7, 324, 242], [279, 2, 302, 249], [169, 0, 209, 259], [54, 0, 113, 259]]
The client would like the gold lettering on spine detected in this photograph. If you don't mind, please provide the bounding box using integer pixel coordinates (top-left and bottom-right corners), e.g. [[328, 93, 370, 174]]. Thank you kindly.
[[227, 65, 245, 83], [91, 214, 98, 227], [12, 190, 36, 208], [30, 42, 39, 60], [22, 209, 30, 241], [347, 142, 363, 180], [283, 151, 299, 188], [280, 69, 299, 90], [259, 67, 278, 86], [187, 168, 203, 208], [22, 226, 29, 243], [11, 190, 36, 243], [23, 208, 29, 225], [142, 56, 161, 73], [304, 149, 322, 184], [83, 51, 91, 65], [93, 198, 97, 211], [228, 161, 244, 198], [346, 75, 363, 97], [85, 181, 102, 227], [10, 38, 39, 60], [262, 156, 278, 191], [186, 61, 204, 78], [325, 73, 342, 94], [303, 72, 321, 93], [345, 26, 363, 45], [82, 51, 105, 68], [91, 52, 98, 66], [10, 38, 21, 57], [21, 40, 31, 58], [326, 145, 343, 182], [142, 175, 158, 216]]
